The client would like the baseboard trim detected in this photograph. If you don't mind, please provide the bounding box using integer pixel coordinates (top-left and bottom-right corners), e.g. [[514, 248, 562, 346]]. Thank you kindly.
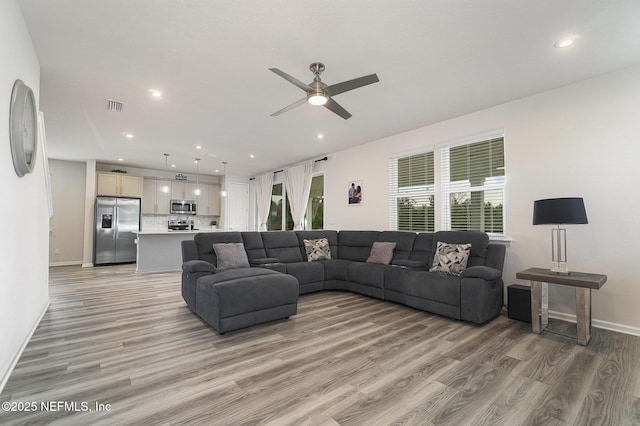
[[0, 298, 50, 394], [82, 262, 93, 268], [49, 261, 83, 267], [549, 310, 640, 337]]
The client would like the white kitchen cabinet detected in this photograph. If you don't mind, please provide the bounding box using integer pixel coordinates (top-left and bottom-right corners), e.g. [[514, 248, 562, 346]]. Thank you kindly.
[[142, 179, 171, 214], [206, 184, 221, 216], [171, 182, 199, 200], [195, 184, 208, 215], [97, 172, 143, 197]]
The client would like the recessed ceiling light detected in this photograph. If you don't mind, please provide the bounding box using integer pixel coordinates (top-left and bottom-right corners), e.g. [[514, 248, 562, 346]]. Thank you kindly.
[[117, 158, 124, 162], [317, 133, 324, 140], [214, 169, 219, 173], [171, 164, 176, 168], [249, 154, 255, 158], [123, 132, 134, 139], [149, 89, 163, 98], [196, 145, 202, 150], [554, 35, 579, 48]]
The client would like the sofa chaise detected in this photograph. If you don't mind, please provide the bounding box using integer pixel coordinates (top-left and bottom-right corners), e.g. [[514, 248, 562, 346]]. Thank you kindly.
[[181, 230, 506, 333]]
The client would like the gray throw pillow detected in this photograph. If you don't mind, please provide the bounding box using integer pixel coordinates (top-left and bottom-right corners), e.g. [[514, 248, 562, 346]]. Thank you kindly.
[[429, 241, 471, 276], [366, 242, 396, 265], [212, 243, 250, 271], [303, 238, 332, 262]]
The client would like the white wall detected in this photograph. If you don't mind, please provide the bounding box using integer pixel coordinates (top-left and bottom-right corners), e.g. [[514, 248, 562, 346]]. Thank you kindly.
[[319, 64, 640, 334], [49, 159, 86, 265], [0, 0, 48, 390]]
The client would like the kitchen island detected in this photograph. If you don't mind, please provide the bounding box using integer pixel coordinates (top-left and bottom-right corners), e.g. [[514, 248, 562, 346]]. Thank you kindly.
[[133, 230, 211, 273]]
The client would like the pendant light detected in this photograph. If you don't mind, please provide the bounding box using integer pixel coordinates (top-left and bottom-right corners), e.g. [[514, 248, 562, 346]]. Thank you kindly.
[[161, 154, 170, 193], [221, 161, 227, 197], [194, 158, 201, 196]]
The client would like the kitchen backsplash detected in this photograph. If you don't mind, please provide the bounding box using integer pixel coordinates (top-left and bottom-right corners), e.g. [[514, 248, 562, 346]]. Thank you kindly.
[[142, 215, 219, 230]]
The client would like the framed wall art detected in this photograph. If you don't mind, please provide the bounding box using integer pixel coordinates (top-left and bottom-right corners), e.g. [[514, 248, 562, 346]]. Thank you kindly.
[[348, 180, 363, 205]]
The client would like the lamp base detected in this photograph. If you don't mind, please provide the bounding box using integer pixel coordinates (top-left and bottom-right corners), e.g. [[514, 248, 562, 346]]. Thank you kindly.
[[551, 261, 570, 275]]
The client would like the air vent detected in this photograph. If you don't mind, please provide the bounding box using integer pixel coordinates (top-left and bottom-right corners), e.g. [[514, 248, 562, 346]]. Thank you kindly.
[[105, 99, 124, 112]]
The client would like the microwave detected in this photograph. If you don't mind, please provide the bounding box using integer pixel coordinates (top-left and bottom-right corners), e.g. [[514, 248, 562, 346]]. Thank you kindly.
[[170, 199, 197, 215]]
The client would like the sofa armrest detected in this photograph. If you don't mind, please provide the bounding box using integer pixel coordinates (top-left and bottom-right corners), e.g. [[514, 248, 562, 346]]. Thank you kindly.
[[391, 259, 427, 270], [460, 276, 504, 324], [182, 260, 217, 274], [251, 257, 280, 266], [461, 266, 501, 280]]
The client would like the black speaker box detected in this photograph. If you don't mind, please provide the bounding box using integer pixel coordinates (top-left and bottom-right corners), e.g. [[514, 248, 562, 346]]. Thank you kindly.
[[508, 284, 531, 323]]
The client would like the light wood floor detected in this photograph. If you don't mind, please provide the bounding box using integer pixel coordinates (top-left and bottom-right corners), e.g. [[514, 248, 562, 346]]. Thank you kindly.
[[1, 265, 639, 425]]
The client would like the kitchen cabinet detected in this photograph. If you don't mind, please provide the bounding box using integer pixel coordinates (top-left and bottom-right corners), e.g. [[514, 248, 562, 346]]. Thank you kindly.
[[206, 184, 221, 216], [171, 181, 198, 200], [142, 179, 171, 214], [97, 172, 143, 197], [195, 184, 208, 215], [192, 183, 220, 216]]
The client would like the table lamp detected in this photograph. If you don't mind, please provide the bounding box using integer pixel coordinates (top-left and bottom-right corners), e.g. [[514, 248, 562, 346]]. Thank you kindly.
[[533, 197, 588, 275]]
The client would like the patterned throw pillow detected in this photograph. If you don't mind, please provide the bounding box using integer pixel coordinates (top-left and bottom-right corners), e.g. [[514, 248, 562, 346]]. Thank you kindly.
[[303, 238, 332, 262], [429, 242, 472, 276]]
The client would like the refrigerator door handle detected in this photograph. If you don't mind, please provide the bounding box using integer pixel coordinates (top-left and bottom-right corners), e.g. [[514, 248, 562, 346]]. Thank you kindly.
[[114, 206, 119, 239]]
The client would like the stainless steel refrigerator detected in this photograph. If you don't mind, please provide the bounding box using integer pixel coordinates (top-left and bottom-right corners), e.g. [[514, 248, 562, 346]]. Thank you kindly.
[[94, 196, 141, 265]]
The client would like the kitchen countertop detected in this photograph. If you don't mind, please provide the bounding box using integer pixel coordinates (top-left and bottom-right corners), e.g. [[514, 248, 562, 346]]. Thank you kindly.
[[134, 229, 210, 235]]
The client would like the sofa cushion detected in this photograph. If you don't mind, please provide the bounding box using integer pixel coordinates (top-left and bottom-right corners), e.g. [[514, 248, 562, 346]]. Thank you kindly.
[[403, 271, 461, 306], [378, 231, 416, 261], [213, 243, 250, 271], [323, 259, 351, 281], [429, 242, 471, 276], [338, 231, 380, 262], [241, 232, 269, 263], [366, 242, 396, 265], [303, 238, 332, 261], [284, 261, 325, 285], [409, 232, 435, 267], [261, 231, 304, 263], [348, 262, 386, 288]]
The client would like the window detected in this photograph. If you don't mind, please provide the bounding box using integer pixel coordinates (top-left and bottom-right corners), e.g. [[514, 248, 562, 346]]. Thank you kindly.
[[389, 134, 505, 236], [305, 174, 324, 229], [268, 175, 324, 230], [441, 137, 504, 235], [267, 183, 293, 230], [389, 151, 435, 231]]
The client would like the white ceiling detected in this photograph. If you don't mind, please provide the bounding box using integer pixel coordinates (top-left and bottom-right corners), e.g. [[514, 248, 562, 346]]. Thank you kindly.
[[18, 0, 640, 178]]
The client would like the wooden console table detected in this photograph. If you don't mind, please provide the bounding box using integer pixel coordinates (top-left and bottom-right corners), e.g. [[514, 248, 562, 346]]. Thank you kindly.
[[516, 267, 607, 346]]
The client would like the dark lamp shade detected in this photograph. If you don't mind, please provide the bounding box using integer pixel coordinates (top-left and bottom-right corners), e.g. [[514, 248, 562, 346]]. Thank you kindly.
[[533, 197, 588, 225]]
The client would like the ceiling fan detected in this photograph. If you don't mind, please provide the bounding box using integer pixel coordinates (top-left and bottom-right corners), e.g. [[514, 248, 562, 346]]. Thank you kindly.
[[269, 62, 379, 120]]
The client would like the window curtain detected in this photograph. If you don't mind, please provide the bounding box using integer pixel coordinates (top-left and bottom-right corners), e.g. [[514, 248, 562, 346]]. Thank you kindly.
[[254, 172, 273, 231], [284, 161, 314, 230]]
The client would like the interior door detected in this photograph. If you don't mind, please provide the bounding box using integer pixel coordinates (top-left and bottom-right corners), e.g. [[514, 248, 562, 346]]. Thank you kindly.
[[226, 182, 249, 231]]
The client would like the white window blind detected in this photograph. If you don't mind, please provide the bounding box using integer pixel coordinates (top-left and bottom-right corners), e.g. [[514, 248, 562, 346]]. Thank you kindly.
[[440, 137, 505, 235], [389, 151, 435, 231]]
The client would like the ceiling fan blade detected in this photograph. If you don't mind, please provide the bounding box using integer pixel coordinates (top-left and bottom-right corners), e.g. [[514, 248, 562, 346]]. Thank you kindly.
[[270, 98, 307, 116], [324, 98, 352, 120], [326, 74, 379, 97], [269, 68, 311, 92]]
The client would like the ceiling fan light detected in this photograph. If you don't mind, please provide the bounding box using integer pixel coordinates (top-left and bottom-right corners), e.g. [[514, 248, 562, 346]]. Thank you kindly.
[[308, 92, 328, 106]]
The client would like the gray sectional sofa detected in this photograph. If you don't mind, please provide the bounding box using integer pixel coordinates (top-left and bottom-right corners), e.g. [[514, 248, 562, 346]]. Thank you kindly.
[[181, 230, 506, 333]]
